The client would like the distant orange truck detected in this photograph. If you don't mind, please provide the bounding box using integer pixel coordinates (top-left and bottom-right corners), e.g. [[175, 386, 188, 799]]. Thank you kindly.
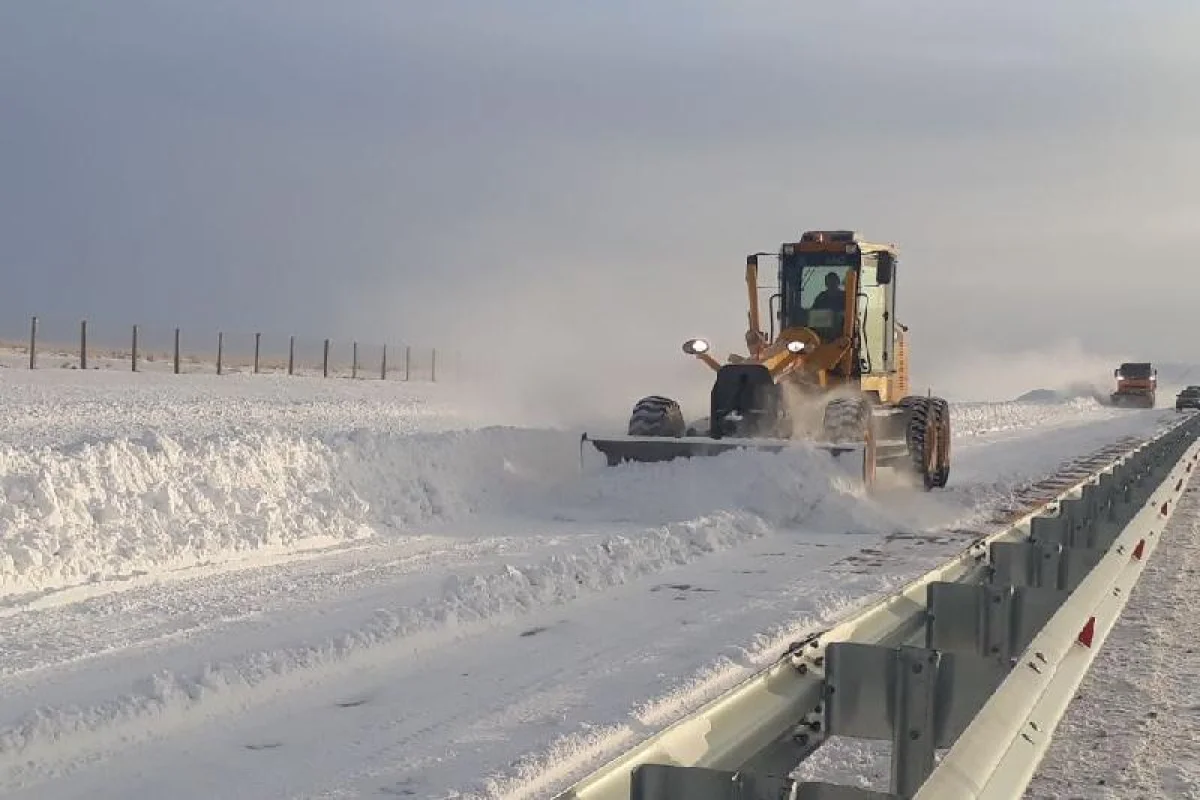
[[1110, 362, 1157, 408]]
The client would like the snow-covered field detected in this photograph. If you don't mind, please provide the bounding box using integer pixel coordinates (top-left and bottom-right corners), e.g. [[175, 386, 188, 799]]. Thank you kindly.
[[0, 365, 1180, 799]]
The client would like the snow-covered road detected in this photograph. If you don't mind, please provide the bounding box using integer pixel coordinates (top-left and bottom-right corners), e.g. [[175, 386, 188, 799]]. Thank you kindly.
[[0, 368, 1179, 798]]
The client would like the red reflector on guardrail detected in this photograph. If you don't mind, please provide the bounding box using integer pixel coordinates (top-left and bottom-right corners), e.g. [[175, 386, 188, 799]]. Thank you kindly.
[[1133, 539, 1145, 560], [1077, 617, 1096, 648]]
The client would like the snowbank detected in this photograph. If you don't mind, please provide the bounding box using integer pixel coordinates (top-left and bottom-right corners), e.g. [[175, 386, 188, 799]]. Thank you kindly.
[[0, 427, 550, 598], [0, 423, 897, 602], [0, 387, 1126, 600], [952, 395, 1118, 436]]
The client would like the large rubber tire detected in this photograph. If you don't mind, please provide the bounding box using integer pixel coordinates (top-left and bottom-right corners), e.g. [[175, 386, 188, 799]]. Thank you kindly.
[[929, 397, 951, 488], [902, 396, 951, 490], [627, 395, 686, 437], [823, 396, 877, 488]]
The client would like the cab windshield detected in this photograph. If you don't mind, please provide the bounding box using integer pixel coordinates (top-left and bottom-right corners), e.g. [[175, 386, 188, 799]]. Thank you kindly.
[[1118, 363, 1153, 379], [781, 256, 853, 342]]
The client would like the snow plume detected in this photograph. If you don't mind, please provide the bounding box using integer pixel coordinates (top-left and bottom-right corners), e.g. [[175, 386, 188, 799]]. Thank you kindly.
[[920, 338, 1132, 403]]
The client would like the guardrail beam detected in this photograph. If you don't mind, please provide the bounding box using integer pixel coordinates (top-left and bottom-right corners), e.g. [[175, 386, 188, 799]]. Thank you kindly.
[[820, 643, 1008, 797], [926, 582, 1067, 660]]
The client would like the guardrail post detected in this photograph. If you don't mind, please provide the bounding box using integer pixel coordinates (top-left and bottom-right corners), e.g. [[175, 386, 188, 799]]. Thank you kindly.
[[174, 327, 181, 374], [28, 315, 37, 369]]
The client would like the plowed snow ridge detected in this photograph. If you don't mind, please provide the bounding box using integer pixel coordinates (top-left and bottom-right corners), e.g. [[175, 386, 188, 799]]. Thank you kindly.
[[1, 393, 1119, 600]]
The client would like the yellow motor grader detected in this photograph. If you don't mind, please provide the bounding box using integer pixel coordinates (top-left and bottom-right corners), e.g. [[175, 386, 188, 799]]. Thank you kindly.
[[582, 230, 951, 490]]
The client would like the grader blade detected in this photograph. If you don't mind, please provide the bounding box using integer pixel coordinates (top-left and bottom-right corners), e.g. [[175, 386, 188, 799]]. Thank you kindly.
[[580, 433, 864, 467]]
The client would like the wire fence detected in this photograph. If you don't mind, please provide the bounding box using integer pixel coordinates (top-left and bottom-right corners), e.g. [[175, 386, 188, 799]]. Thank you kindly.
[[0, 315, 459, 382]]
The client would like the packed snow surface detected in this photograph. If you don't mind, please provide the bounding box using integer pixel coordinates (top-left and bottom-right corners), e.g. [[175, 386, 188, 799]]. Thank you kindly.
[[0, 366, 1178, 799]]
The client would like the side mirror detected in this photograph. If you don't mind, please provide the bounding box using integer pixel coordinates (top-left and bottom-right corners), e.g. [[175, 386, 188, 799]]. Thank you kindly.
[[877, 252, 894, 284]]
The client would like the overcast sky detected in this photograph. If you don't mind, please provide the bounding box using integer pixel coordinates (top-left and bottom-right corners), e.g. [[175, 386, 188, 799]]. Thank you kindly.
[[2, 1, 1198, 408]]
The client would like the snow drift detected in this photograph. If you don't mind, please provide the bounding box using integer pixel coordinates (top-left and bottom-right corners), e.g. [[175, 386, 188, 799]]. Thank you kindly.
[[0, 395, 1125, 600]]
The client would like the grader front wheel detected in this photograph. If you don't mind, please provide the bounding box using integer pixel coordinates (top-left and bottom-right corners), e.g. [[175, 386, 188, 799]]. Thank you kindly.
[[627, 395, 686, 437], [823, 396, 878, 490]]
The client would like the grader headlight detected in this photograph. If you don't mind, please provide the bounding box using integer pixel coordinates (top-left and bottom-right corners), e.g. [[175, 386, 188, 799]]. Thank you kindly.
[[682, 338, 711, 356]]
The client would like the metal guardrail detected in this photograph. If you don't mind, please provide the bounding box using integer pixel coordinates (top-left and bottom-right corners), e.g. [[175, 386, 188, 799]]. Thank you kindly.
[[554, 413, 1200, 800]]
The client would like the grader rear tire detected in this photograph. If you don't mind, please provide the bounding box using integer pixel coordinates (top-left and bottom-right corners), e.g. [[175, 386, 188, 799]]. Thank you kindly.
[[901, 396, 951, 490], [929, 397, 951, 488]]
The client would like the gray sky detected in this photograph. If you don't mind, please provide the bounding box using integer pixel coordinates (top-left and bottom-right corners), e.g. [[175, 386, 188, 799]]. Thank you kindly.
[[2, 1, 1198, 409]]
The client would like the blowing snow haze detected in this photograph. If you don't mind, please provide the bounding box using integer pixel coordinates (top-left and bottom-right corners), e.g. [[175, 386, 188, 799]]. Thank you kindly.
[[2, 1, 1198, 407]]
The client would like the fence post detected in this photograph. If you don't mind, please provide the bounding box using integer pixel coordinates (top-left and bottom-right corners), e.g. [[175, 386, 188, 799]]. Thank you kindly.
[[381, 344, 388, 380], [254, 332, 261, 374], [174, 327, 181, 374], [28, 316, 37, 370], [131, 324, 139, 372], [288, 335, 295, 376], [217, 332, 224, 375], [352, 342, 359, 379], [80, 319, 88, 370], [405, 345, 411, 381], [431, 348, 437, 382], [323, 339, 330, 378]]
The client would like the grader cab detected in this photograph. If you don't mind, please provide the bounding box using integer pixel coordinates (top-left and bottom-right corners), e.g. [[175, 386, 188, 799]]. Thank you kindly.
[[582, 230, 951, 490]]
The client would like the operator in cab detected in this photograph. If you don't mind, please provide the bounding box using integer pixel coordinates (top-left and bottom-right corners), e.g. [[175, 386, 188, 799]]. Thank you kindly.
[[812, 271, 845, 311]]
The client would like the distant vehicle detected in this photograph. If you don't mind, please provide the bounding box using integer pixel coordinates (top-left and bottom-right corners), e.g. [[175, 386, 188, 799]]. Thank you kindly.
[[1177, 385, 1200, 412], [1110, 362, 1156, 408]]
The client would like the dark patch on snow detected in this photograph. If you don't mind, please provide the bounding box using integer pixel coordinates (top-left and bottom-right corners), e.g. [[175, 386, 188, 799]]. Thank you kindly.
[[245, 741, 283, 750], [651, 583, 718, 593], [519, 625, 549, 637]]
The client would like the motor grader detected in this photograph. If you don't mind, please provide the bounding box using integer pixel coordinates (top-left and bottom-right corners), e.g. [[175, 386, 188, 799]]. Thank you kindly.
[[582, 230, 951, 490]]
